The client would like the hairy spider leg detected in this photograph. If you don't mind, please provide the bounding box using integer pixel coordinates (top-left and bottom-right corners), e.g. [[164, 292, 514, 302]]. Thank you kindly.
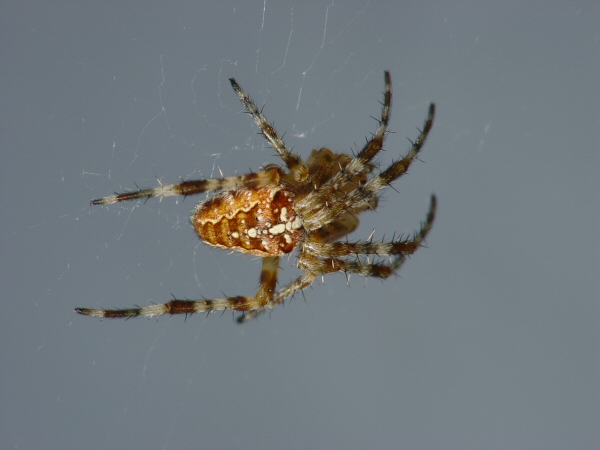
[[301, 103, 435, 230], [300, 195, 436, 278], [381, 195, 436, 275], [91, 169, 283, 205], [237, 271, 318, 323], [75, 256, 280, 318], [301, 147, 379, 242], [295, 71, 392, 218], [342, 70, 392, 176], [303, 196, 436, 259], [229, 78, 309, 183], [308, 196, 378, 243]]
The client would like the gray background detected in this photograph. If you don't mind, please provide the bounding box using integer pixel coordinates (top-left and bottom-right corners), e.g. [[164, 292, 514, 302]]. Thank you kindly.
[[2, 2, 598, 449]]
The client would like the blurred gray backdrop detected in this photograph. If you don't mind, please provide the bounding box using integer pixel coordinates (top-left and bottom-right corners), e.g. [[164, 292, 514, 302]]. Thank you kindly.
[[2, 2, 598, 449]]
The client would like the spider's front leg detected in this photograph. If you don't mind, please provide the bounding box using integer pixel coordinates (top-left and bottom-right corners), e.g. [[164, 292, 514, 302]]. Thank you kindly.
[[300, 195, 436, 279], [305, 195, 436, 259], [295, 71, 392, 224], [229, 78, 308, 183], [300, 101, 435, 231], [90, 169, 282, 205], [75, 257, 280, 319]]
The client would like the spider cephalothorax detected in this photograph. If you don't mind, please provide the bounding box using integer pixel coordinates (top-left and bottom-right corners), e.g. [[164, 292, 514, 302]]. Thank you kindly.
[[77, 71, 436, 322]]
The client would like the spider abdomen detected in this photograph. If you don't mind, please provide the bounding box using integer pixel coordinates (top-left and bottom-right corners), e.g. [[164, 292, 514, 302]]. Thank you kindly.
[[191, 185, 305, 257]]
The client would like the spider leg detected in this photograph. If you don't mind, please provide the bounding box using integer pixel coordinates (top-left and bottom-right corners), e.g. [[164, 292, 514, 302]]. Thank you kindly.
[[229, 78, 309, 183], [309, 196, 378, 243], [298, 253, 396, 278], [295, 71, 391, 218], [301, 103, 435, 230], [75, 256, 280, 318], [305, 195, 436, 258], [357, 102, 435, 196], [237, 271, 318, 323], [90, 168, 282, 205], [299, 195, 435, 278], [342, 70, 392, 175]]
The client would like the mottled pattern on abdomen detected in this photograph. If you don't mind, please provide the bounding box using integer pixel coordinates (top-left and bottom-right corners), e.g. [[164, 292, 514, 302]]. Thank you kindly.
[[191, 185, 305, 257]]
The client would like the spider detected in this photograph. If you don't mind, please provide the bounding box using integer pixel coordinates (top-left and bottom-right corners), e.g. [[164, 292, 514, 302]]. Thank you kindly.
[[76, 71, 436, 323]]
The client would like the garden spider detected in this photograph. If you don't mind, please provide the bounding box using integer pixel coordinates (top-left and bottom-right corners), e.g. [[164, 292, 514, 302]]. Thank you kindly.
[[76, 71, 436, 323]]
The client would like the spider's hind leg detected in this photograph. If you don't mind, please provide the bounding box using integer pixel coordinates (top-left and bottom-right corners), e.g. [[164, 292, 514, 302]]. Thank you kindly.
[[76, 257, 281, 319]]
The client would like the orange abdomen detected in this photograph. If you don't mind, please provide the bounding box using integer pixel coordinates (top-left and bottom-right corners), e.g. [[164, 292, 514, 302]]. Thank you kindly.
[[191, 185, 305, 257]]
